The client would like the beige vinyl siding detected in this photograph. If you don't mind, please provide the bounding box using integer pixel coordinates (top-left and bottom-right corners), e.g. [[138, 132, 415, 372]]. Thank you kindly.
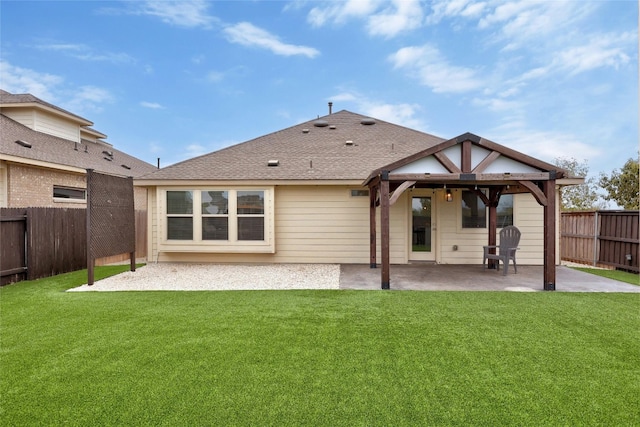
[[151, 185, 407, 264], [513, 193, 545, 264], [33, 110, 80, 142], [273, 186, 406, 263], [437, 191, 544, 265], [2, 108, 35, 129], [148, 189, 158, 262], [148, 184, 548, 265]]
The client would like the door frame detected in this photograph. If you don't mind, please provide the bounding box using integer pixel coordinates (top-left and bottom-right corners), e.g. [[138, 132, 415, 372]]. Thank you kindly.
[[409, 189, 436, 261]]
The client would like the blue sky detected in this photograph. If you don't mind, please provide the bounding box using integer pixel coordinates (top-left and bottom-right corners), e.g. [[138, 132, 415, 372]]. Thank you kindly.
[[1, 0, 637, 178]]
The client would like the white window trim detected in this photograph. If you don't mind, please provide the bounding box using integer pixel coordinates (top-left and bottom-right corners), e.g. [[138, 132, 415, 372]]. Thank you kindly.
[[159, 187, 275, 254]]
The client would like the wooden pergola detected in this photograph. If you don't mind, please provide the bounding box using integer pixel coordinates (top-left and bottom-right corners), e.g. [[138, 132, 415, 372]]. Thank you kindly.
[[364, 133, 565, 291]]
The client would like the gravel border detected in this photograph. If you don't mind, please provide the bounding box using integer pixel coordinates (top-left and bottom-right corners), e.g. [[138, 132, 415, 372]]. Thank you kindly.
[[68, 263, 341, 292]]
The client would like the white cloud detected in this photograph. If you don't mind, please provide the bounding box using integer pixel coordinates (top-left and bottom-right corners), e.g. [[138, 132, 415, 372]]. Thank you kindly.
[[140, 101, 164, 109], [185, 143, 208, 158], [471, 97, 521, 112], [64, 86, 114, 114], [308, 0, 378, 27], [330, 92, 358, 103], [363, 102, 424, 129], [35, 42, 135, 64], [308, 0, 423, 38], [480, 2, 595, 51], [389, 44, 483, 93], [488, 122, 601, 165], [553, 32, 635, 75], [426, 0, 486, 24], [223, 22, 320, 58], [366, 0, 423, 38], [138, 0, 216, 28], [329, 90, 426, 130], [1, 61, 114, 115], [207, 71, 224, 82], [191, 54, 205, 65], [0, 60, 62, 101]]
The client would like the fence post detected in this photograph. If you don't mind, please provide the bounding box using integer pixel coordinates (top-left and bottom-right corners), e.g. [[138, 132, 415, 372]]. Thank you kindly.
[[86, 169, 94, 285], [592, 211, 598, 267]]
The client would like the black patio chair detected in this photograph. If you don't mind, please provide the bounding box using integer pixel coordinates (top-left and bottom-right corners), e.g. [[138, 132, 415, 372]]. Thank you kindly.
[[483, 226, 521, 275]]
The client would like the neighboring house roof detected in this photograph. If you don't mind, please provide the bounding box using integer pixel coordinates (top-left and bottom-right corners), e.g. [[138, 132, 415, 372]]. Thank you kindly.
[[137, 110, 446, 182], [0, 89, 93, 127], [0, 114, 157, 177]]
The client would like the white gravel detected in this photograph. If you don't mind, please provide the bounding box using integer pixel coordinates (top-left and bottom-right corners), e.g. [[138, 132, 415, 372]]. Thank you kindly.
[[68, 263, 341, 292]]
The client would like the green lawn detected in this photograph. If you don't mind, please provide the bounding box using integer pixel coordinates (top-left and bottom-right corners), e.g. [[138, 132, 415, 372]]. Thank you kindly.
[[2, 266, 639, 426], [570, 266, 639, 285]]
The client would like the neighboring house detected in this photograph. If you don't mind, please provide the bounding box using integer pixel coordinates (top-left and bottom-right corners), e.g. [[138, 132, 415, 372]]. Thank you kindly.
[[0, 90, 156, 209], [136, 109, 580, 289]]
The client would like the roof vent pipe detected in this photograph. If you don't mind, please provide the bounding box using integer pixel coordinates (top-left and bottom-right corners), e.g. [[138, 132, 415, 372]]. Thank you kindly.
[[328, 102, 333, 115]]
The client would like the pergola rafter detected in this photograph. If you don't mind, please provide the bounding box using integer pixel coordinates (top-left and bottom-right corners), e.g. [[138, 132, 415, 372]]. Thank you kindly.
[[364, 133, 565, 291]]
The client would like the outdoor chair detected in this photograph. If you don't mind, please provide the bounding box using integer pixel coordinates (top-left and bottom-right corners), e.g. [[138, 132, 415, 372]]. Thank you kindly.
[[483, 226, 521, 275]]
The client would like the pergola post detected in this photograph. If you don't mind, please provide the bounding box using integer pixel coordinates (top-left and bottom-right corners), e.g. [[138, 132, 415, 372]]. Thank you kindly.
[[543, 179, 557, 290], [487, 188, 500, 269], [380, 172, 390, 289]]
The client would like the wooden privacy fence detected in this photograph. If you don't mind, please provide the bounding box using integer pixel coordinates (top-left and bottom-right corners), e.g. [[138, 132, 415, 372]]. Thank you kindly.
[[561, 210, 639, 273], [0, 207, 146, 285]]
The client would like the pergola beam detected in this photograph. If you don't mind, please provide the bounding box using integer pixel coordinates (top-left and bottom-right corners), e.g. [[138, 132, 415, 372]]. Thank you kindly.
[[434, 152, 461, 173], [472, 151, 501, 174], [389, 180, 416, 206], [389, 172, 553, 183], [518, 180, 547, 206]]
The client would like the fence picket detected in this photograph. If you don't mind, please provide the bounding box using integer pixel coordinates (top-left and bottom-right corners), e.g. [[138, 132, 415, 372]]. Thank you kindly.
[[0, 207, 146, 285], [561, 210, 639, 272]]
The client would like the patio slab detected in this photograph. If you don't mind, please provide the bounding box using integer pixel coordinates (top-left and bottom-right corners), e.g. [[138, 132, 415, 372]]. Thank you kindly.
[[339, 264, 640, 292]]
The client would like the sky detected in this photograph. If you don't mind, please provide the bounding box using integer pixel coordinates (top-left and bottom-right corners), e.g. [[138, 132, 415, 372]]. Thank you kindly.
[[1, 0, 637, 180]]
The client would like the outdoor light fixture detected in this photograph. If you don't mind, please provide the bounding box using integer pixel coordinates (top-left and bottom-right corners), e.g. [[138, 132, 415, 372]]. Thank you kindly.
[[446, 189, 453, 202]]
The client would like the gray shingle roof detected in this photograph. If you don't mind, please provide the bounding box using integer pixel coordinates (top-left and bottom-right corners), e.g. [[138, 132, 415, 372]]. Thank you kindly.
[[1, 114, 157, 177], [138, 110, 445, 182], [0, 89, 93, 125]]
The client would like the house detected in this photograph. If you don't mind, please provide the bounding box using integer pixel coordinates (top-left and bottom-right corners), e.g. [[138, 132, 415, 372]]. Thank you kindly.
[[136, 109, 578, 289], [0, 90, 156, 209]]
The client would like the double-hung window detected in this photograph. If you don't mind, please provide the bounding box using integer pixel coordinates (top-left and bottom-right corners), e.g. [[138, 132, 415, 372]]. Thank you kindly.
[[202, 191, 229, 240], [237, 191, 265, 241], [167, 191, 194, 240]]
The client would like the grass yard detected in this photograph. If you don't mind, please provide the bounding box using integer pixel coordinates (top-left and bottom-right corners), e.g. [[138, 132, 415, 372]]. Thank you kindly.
[[570, 266, 639, 286], [2, 266, 639, 426]]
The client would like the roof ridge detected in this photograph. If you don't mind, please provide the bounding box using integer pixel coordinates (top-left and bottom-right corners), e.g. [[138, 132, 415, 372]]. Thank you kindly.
[[0, 90, 93, 125]]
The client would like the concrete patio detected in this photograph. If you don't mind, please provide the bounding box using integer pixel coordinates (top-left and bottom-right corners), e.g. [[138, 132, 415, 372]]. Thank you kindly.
[[339, 264, 640, 292]]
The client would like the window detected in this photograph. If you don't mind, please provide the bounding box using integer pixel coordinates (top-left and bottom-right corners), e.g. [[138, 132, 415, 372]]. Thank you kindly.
[[164, 189, 271, 250], [462, 190, 486, 228], [237, 191, 264, 241], [202, 191, 228, 240], [461, 191, 514, 228], [53, 186, 86, 201], [167, 191, 193, 240], [497, 195, 514, 227], [350, 189, 369, 197]]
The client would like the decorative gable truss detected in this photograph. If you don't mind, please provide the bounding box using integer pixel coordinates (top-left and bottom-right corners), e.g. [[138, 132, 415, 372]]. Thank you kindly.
[[364, 132, 565, 291]]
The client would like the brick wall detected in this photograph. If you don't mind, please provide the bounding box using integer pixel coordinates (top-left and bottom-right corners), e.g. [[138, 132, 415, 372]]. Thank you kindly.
[[6, 163, 147, 209]]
